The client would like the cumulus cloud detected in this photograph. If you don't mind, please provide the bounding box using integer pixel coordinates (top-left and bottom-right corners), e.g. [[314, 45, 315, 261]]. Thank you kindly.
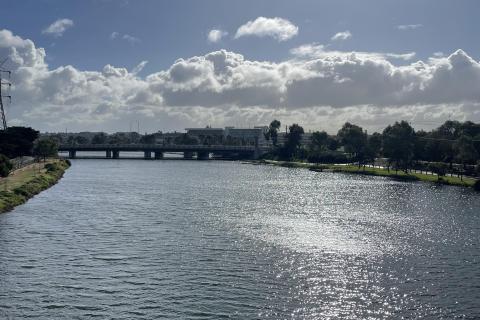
[[235, 17, 298, 41], [397, 24, 423, 31], [331, 30, 352, 41], [2, 28, 480, 133], [207, 29, 228, 43], [42, 19, 74, 37]]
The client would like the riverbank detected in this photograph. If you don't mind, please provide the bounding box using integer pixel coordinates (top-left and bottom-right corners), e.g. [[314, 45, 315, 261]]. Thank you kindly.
[[250, 159, 479, 189], [0, 159, 71, 213]]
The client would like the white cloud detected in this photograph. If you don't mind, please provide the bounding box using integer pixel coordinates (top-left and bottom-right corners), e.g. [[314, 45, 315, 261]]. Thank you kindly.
[[235, 17, 298, 41], [397, 24, 423, 31], [42, 18, 74, 37], [290, 43, 415, 61], [331, 30, 352, 41], [207, 29, 228, 43], [110, 32, 140, 44], [2, 28, 480, 133]]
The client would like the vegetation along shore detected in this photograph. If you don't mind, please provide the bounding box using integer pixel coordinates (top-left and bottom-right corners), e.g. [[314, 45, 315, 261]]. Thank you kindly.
[[0, 159, 70, 214], [251, 159, 479, 190]]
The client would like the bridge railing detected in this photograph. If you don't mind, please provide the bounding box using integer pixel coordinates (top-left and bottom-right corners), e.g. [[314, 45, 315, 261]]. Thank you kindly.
[[58, 144, 268, 151]]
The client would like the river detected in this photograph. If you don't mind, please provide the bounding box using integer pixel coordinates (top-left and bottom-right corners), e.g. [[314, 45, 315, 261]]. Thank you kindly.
[[1, 160, 479, 319]]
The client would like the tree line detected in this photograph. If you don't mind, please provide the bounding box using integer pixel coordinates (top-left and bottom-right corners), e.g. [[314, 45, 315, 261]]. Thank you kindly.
[[264, 120, 480, 177], [0, 126, 59, 177]]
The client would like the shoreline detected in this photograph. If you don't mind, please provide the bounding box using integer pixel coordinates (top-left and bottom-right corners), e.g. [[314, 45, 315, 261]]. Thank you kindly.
[[248, 159, 479, 190], [0, 159, 71, 214]]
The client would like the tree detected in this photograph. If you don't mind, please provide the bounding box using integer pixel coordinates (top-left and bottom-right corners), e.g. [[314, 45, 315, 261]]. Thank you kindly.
[[0, 126, 39, 158], [455, 135, 478, 179], [0, 154, 12, 177], [174, 134, 198, 145], [139, 134, 156, 144], [92, 132, 108, 144], [283, 124, 304, 159], [337, 122, 367, 165], [34, 138, 59, 161], [74, 136, 89, 145], [382, 121, 416, 172], [264, 120, 281, 146], [310, 131, 329, 152]]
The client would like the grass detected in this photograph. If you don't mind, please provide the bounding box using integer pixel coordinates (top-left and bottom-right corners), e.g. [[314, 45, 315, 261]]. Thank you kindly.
[[253, 159, 477, 189], [0, 159, 71, 213]]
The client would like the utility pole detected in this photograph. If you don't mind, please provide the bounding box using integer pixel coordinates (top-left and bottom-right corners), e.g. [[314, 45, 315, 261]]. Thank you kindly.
[[0, 58, 12, 131]]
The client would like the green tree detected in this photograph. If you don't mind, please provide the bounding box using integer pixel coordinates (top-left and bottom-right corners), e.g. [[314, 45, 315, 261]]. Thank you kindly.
[[140, 134, 156, 144], [0, 154, 12, 177], [310, 131, 329, 152], [0, 126, 39, 158], [382, 121, 416, 172], [91, 132, 108, 144], [265, 120, 281, 146], [283, 124, 304, 159], [337, 122, 367, 165], [34, 138, 59, 161]]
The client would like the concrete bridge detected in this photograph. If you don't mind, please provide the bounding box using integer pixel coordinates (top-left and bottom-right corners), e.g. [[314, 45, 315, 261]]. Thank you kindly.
[[58, 144, 268, 160]]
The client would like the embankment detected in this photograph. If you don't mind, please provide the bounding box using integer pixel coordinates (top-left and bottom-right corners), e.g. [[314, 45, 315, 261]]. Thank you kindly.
[[0, 159, 71, 213]]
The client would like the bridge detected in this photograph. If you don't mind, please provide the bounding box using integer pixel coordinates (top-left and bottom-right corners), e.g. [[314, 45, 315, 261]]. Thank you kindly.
[[58, 144, 269, 160]]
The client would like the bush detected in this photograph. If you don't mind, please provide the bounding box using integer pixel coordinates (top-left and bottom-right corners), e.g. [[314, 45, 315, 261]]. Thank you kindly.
[[307, 151, 349, 164], [0, 154, 12, 177], [474, 180, 480, 191]]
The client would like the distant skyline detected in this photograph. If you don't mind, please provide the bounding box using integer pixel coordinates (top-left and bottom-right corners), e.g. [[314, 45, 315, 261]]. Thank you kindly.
[[1, 0, 480, 133]]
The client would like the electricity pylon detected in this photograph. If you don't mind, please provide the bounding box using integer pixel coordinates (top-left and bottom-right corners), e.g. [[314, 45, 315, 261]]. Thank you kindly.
[[0, 58, 11, 131]]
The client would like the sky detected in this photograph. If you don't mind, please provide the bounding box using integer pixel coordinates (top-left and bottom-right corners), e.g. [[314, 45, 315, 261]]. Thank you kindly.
[[1, 0, 480, 133]]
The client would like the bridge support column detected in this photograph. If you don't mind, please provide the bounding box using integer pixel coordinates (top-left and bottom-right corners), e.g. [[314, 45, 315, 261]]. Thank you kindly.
[[184, 151, 193, 159], [106, 150, 112, 158], [68, 150, 76, 159], [112, 150, 119, 159], [197, 151, 209, 160], [144, 151, 152, 159], [154, 151, 163, 159]]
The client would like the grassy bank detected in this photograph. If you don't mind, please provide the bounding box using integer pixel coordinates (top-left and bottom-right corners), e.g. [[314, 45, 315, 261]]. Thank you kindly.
[[252, 159, 478, 189], [0, 159, 71, 213]]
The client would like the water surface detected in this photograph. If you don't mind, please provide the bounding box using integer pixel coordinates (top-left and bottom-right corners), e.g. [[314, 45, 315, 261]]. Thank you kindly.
[[1, 160, 479, 319]]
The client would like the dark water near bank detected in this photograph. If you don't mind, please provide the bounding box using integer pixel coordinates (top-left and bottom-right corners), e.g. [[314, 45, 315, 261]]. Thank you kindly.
[[1, 160, 479, 319]]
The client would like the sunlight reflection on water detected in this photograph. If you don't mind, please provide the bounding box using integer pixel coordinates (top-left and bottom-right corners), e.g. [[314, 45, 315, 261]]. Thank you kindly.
[[0, 160, 479, 319]]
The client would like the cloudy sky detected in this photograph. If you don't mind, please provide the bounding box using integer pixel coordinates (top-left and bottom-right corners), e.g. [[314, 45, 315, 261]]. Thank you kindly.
[[1, 0, 480, 133]]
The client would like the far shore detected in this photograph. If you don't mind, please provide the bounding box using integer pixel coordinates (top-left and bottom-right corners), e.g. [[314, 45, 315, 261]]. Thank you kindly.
[[247, 159, 479, 190], [0, 159, 71, 214]]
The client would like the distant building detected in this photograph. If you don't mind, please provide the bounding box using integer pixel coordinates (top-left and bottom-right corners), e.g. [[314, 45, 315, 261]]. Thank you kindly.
[[185, 126, 269, 146]]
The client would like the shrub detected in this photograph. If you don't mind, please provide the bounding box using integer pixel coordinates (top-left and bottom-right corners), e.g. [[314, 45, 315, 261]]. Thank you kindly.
[[0, 154, 12, 177]]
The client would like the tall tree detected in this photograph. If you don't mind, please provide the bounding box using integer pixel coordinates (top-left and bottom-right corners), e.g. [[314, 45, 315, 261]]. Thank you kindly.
[[337, 122, 367, 164], [266, 120, 281, 146], [382, 121, 416, 172], [284, 124, 304, 159]]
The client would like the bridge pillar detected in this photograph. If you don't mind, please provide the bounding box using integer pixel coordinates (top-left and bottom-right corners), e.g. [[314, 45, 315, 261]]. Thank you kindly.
[[144, 151, 152, 159], [197, 151, 209, 160], [112, 150, 119, 159], [68, 150, 76, 159], [154, 151, 163, 159], [184, 151, 194, 159], [106, 150, 112, 158]]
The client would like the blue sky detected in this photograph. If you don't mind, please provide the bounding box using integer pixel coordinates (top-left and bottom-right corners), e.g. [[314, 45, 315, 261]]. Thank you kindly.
[[1, 0, 480, 132]]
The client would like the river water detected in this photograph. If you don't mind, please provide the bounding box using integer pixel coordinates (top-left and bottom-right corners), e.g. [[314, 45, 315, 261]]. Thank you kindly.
[[0, 160, 479, 319]]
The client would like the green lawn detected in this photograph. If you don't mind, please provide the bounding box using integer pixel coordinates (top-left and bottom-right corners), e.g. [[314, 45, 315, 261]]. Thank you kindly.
[[256, 160, 477, 188]]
